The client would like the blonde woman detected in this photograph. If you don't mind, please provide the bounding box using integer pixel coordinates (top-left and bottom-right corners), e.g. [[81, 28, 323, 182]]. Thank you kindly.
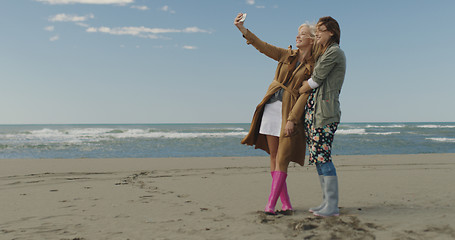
[[234, 13, 316, 215]]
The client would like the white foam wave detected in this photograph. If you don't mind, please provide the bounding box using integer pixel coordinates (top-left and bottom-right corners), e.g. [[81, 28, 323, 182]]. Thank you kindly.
[[3, 128, 249, 142], [337, 129, 367, 135], [227, 128, 245, 131], [372, 132, 400, 135], [23, 128, 90, 143], [134, 132, 249, 139], [106, 129, 248, 139], [202, 127, 245, 131], [337, 129, 399, 135], [426, 137, 455, 143], [366, 124, 405, 128], [417, 125, 455, 129]]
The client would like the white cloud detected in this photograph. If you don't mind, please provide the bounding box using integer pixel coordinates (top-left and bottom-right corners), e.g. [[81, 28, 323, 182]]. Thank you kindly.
[[75, 22, 90, 27], [182, 27, 209, 33], [86, 27, 97, 32], [89, 26, 175, 34], [160, 5, 175, 14], [131, 5, 148, 10], [49, 35, 59, 41], [247, 0, 269, 8], [182, 45, 197, 50], [86, 26, 163, 39], [35, 0, 133, 5], [44, 26, 55, 31], [86, 26, 210, 39], [49, 13, 94, 22]]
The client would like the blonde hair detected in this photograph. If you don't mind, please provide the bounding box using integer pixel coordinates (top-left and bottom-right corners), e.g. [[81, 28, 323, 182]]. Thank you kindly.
[[298, 22, 321, 59], [298, 22, 316, 39]]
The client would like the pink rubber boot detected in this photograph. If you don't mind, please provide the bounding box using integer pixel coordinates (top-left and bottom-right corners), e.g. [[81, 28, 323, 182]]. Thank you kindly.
[[280, 178, 293, 212], [271, 172, 293, 212], [265, 171, 287, 215]]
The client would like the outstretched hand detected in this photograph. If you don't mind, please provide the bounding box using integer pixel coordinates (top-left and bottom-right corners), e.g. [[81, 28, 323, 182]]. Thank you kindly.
[[234, 13, 245, 27], [234, 13, 248, 35]]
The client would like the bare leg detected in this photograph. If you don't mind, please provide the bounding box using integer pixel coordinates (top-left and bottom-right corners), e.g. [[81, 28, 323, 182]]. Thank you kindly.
[[266, 135, 279, 172], [275, 156, 291, 173]]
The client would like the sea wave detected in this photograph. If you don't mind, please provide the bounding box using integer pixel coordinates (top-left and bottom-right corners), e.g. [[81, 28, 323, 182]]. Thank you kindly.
[[337, 129, 400, 135], [417, 125, 455, 129], [1, 128, 249, 142], [337, 129, 367, 135], [1, 123, 455, 158], [370, 132, 401, 135], [426, 137, 455, 143], [365, 124, 405, 128], [199, 127, 245, 131]]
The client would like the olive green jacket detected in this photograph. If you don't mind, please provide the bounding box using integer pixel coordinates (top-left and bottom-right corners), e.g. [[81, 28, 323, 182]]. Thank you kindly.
[[311, 43, 346, 128]]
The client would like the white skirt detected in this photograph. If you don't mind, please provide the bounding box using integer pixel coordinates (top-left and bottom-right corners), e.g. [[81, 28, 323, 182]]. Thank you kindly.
[[259, 101, 282, 137]]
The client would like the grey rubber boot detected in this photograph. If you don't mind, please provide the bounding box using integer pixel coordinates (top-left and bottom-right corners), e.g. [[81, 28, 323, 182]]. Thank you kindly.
[[313, 176, 339, 217], [309, 175, 326, 213]]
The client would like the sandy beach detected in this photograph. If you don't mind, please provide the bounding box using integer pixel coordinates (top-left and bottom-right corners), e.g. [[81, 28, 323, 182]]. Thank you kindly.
[[1, 154, 454, 240]]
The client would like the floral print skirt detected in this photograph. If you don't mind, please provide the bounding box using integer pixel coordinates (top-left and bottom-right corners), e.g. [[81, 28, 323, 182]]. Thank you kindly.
[[304, 90, 339, 164]]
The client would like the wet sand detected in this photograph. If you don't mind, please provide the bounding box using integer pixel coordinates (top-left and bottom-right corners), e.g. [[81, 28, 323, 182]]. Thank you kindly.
[[1, 154, 454, 240]]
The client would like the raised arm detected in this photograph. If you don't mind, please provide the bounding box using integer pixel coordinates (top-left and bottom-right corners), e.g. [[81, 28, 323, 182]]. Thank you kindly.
[[234, 13, 248, 36]]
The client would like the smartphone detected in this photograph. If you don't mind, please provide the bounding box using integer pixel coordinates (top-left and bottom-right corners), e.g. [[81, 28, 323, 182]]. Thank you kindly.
[[239, 13, 247, 22]]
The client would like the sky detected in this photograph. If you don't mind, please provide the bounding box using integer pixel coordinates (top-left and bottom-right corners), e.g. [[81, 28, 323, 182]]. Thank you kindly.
[[1, 0, 454, 124]]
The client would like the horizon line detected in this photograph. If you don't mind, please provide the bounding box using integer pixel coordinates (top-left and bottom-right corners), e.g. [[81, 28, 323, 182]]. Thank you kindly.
[[0, 121, 454, 126]]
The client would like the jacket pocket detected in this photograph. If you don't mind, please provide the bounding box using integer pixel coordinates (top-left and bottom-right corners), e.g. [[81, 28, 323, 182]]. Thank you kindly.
[[320, 98, 340, 119]]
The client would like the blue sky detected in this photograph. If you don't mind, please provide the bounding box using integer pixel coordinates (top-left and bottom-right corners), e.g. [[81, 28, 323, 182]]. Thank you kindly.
[[1, 0, 454, 124]]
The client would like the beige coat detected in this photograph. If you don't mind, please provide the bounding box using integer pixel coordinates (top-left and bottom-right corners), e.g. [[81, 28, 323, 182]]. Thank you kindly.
[[240, 29, 314, 166]]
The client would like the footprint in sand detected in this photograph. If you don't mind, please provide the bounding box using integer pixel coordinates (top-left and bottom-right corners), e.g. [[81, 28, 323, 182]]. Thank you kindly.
[[291, 216, 378, 240], [396, 225, 455, 239], [177, 194, 189, 198]]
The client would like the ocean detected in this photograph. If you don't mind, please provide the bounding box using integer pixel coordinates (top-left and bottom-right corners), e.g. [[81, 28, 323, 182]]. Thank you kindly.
[[0, 122, 454, 159]]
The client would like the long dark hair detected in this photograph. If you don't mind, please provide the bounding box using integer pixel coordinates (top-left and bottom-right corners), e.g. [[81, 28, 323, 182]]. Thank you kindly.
[[318, 16, 341, 46], [314, 16, 341, 59]]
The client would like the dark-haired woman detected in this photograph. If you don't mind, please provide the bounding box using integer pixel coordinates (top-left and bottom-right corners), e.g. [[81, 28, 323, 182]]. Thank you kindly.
[[299, 16, 346, 217]]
